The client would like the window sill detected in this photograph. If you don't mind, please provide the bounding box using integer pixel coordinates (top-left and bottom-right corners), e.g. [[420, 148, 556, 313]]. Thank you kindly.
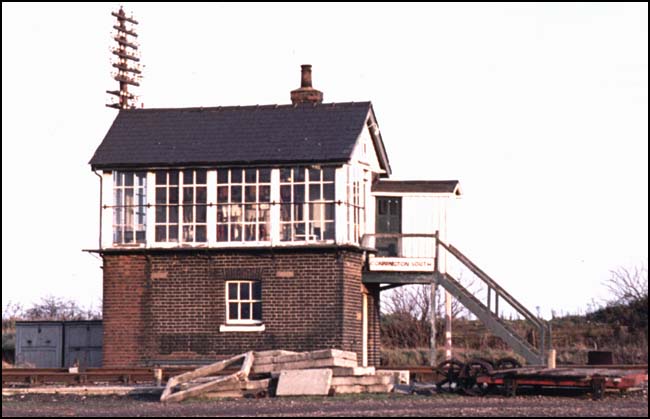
[[219, 324, 265, 332]]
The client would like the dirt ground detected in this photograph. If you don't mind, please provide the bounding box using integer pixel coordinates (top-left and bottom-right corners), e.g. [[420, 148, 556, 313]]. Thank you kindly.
[[2, 391, 648, 417]]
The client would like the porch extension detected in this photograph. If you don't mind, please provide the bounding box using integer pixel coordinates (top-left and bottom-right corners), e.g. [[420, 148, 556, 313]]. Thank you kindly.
[[361, 233, 551, 366]]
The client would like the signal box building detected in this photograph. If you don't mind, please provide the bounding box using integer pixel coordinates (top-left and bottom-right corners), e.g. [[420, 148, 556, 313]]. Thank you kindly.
[[89, 65, 462, 367]]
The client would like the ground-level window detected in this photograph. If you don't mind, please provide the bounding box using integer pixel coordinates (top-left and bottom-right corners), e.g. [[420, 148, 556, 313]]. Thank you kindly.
[[226, 280, 262, 324], [113, 171, 146, 244]]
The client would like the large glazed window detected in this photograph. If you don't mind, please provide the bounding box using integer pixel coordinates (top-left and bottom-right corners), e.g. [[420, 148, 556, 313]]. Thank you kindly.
[[155, 169, 207, 243], [113, 171, 146, 244], [346, 166, 366, 244], [226, 280, 262, 324], [216, 168, 271, 242], [280, 167, 335, 241]]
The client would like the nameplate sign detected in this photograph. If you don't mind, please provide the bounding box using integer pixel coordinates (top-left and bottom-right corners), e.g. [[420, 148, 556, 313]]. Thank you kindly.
[[368, 257, 434, 272]]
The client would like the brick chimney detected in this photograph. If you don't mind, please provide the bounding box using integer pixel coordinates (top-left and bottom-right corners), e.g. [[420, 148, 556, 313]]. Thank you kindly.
[[290, 64, 323, 105]]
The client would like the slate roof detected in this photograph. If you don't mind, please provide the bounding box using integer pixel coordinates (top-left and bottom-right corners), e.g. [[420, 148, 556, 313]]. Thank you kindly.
[[372, 180, 461, 195], [90, 101, 389, 171]]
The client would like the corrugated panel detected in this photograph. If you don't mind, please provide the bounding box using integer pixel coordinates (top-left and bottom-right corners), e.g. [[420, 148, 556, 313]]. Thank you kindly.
[[15, 322, 63, 368]]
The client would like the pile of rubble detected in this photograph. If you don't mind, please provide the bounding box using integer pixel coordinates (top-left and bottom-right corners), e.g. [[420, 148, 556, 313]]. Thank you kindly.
[[161, 349, 408, 402]]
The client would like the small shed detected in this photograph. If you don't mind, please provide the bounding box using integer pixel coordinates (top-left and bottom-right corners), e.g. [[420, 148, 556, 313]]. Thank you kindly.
[[15, 321, 102, 368]]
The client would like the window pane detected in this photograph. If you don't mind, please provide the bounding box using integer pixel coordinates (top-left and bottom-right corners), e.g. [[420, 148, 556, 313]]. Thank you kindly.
[[155, 171, 165, 185], [245, 186, 256, 203], [240, 282, 250, 300], [309, 168, 321, 182], [183, 169, 194, 184], [229, 303, 239, 320], [231, 169, 242, 183], [228, 283, 238, 300], [325, 203, 335, 220], [156, 206, 166, 223], [245, 169, 256, 183], [231, 224, 242, 241], [217, 186, 229, 203], [231, 185, 242, 202], [253, 302, 262, 320], [323, 167, 335, 182], [217, 169, 228, 184], [155, 226, 166, 242], [217, 205, 228, 223], [245, 224, 256, 241], [324, 222, 335, 240], [259, 185, 270, 202], [156, 187, 167, 204], [259, 222, 269, 241], [183, 187, 193, 204], [230, 204, 242, 223], [293, 185, 304, 203], [115, 172, 124, 186], [195, 169, 207, 184], [294, 203, 305, 221], [324, 183, 334, 201], [125, 172, 134, 186], [169, 206, 179, 223], [252, 282, 261, 300], [281, 223, 292, 241], [196, 187, 207, 203], [183, 205, 193, 223], [196, 205, 206, 223], [169, 187, 179, 204], [169, 225, 178, 241], [280, 185, 291, 203], [169, 170, 179, 185], [241, 303, 251, 320], [280, 204, 291, 222], [259, 168, 271, 183], [280, 168, 292, 182], [309, 184, 321, 201], [182, 226, 193, 242], [217, 224, 229, 241], [294, 167, 305, 182], [196, 226, 206, 242]]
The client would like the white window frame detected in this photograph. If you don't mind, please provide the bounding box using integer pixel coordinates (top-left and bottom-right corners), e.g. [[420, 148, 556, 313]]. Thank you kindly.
[[225, 280, 263, 325], [216, 168, 272, 244], [112, 170, 147, 246], [279, 166, 336, 243], [153, 169, 208, 245]]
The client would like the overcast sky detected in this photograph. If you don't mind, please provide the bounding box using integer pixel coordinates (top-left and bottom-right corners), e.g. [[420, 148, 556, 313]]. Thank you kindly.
[[2, 3, 647, 318]]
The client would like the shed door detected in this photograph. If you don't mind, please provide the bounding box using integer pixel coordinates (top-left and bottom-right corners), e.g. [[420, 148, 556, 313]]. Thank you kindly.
[[375, 197, 401, 256]]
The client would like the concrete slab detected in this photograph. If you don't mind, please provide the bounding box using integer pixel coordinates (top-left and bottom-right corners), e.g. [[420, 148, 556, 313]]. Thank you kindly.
[[276, 369, 333, 396], [376, 369, 410, 385]]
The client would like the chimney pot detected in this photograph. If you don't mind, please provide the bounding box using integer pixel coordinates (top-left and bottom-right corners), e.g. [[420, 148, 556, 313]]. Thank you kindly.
[[301, 64, 312, 88], [291, 64, 323, 105]]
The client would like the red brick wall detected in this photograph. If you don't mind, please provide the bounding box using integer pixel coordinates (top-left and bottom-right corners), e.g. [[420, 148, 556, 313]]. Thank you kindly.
[[101, 249, 380, 367]]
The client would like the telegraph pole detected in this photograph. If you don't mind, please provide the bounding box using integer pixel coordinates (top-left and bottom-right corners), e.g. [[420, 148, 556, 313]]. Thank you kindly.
[[106, 7, 141, 109]]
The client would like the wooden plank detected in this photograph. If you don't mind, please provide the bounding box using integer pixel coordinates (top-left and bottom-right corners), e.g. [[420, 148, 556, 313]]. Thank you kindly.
[[253, 349, 357, 367], [2, 386, 162, 397], [253, 358, 358, 374], [253, 350, 297, 358], [162, 374, 240, 403], [160, 353, 245, 401], [200, 390, 244, 399], [240, 352, 254, 379]]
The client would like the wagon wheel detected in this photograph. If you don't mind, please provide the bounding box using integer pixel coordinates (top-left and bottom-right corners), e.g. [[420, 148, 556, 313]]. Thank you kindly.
[[459, 358, 494, 396], [435, 359, 464, 392], [495, 357, 522, 370]]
